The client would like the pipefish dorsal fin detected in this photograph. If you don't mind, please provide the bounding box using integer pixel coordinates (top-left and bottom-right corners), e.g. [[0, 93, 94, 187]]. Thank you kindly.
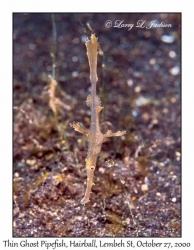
[[86, 94, 101, 107]]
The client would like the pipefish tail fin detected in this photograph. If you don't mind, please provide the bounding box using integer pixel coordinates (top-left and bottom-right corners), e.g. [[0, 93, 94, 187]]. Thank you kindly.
[[80, 166, 95, 204]]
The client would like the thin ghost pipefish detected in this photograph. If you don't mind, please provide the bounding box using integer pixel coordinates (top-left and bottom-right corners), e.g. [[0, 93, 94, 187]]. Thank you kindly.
[[72, 34, 126, 204]]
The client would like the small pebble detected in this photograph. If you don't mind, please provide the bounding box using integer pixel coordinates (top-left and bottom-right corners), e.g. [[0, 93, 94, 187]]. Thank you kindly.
[[163, 108, 168, 114], [92, 203, 97, 207], [77, 138, 82, 144], [161, 34, 175, 43], [133, 71, 142, 78], [172, 175, 177, 181], [72, 71, 78, 77], [142, 112, 149, 121], [16, 162, 25, 168], [26, 159, 36, 166], [99, 50, 104, 56], [127, 79, 133, 87], [141, 184, 148, 192], [169, 51, 176, 58], [76, 216, 82, 221], [45, 154, 53, 161], [146, 229, 152, 234], [134, 86, 141, 93], [123, 218, 130, 225], [72, 56, 78, 62], [149, 58, 156, 65], [172, 197, 176, 202], [144, 176, 150, 184], [81, 35, 87, 43], [72, 37, 80, 44], [152, 119, 158, 124], [175, 151, 181, 157], [132, 110, 138, 117], [99, 167, 105, 174], [135, 96, 151, 107], [170, 66, 180, 76], [14, 172, 19, 178], [171, 97, 176, 103], [29, 43, 36, 50]]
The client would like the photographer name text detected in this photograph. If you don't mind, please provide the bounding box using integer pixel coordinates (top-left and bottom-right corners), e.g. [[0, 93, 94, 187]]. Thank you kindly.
[[105, 20, 172, 30]]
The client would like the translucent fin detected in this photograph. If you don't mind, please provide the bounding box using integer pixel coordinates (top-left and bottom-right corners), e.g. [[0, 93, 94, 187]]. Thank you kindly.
[[71, 122, 90, 136], [96, 106, 103, 113], [86, 94, 101, 108], [104, 130, 127, 138]]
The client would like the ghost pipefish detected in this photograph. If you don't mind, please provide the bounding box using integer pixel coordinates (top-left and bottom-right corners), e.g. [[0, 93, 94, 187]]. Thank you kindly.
[[72, 34, 126, 204]]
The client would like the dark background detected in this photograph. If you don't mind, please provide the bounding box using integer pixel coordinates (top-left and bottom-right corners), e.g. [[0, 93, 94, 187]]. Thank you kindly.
[[13, 13, 181, 237]]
